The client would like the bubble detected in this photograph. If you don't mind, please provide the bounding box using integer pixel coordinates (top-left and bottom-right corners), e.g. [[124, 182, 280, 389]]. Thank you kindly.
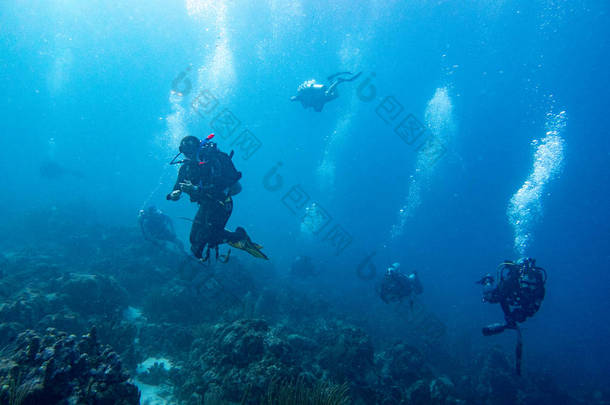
[[390, 87, 455, 239], [507, 111, 567, 254]]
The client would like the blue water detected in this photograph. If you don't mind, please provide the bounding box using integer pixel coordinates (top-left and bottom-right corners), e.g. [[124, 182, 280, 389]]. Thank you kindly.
[[1, 0, 609, 396]]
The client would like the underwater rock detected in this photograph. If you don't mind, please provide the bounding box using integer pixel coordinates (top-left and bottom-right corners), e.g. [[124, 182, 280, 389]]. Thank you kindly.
[[58, 273, 128, 317], [176, 319, 308, 402], [0, 253, 7, 278], [384, 342, 429, 386], [408, 379, 432, 405], [215, 319, 269, 367], [473, 348, 519, 405], [142, 281, 241, 325], [0, 216, 588, 405], [37, 310, 81, 334], [317, 321, 375, 383], [286, 333, 318, 352], [465, 347, 576, 405], [0, 289, 63, 329], [0, 322, 22, 347], [430, 376, 455, 404], [95, 319, 140, 370], [139, 322, 195, 357], [0, 327, 139, 404], [314, 321, 378, 403]]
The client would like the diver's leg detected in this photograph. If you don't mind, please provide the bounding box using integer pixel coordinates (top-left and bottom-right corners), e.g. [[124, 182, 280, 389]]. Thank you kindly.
[[515, 325, 523, 376], [501, 301, 518, 328], [204, 198, 234, 248], [327, 71, 352, 81], [345, 71, 362, 81], [324, 72, 361, 101], [190, 204, 212, 258], [210, 197, 233, 233], [332, 71, 362, 84]]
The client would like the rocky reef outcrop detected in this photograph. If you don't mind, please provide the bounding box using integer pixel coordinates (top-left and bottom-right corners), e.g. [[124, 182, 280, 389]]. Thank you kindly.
[[0, 209, 593, 404], [0, 327, 139, 405]]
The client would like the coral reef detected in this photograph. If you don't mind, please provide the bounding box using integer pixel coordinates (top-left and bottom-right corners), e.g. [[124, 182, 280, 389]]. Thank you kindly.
[[0, 327, 139, 404], [0, 211, 591, 404]]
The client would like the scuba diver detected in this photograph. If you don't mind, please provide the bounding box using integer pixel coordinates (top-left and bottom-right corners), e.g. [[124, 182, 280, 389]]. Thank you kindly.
[[290, 255, 318, 278], [477, 257, 547, 375], [39, 160, 84, 180], [167, 134, 268, 262], [379, 262, 423, 307], [291, 71, 362, 112], [138, 206, 184, 251]]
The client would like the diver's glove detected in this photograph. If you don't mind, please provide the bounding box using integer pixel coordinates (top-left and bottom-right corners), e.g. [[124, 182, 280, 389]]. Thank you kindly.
[[228, 227, 268, 260], [167, 190, 182, 201], [179, 180, 198, 193]]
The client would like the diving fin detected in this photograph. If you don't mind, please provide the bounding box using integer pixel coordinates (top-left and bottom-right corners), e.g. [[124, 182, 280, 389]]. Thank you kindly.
[[331, 71, 362, 83], [228, 227, 269, 260], [327, 71, 352, 81], [344, 71, 362, 82]]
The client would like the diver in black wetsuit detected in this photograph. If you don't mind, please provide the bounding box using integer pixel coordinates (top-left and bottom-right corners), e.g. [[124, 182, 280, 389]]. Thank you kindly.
[[290, 255, 318, 278], [138, 206, 184, 251], [477, 257, 546, 375], [166, 135, 268, 261], [291, 71, 362, 112], [379, 262, 423, 307]]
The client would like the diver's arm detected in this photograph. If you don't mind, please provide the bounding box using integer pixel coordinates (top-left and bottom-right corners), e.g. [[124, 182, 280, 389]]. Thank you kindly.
[[179, 180, 204, 202], [323, 85, 339, 104], [167, 189, 182, 201], [139, 219, 152, 241], [326, 81, 339, 94], [167, 167, 186, 201]]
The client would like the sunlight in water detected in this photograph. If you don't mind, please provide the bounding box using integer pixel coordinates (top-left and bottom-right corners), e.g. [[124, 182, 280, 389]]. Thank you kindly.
[[317, 110, 354, 190], [48, 47, 73, 95], [316, 34, 364, 191], [193, 1, 235, 97], [508, 111, 567, 255], [165, 92, 188, 148], [163, 0, 234, 153]]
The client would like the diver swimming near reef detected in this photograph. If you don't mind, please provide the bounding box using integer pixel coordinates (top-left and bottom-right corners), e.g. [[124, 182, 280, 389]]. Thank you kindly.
[[39, 160, 84, 180], [138, 206, 184, 252], [290, 255, 319, 278], [166, 134, 268, 262], [291, 71, 362, 112], [477, 257, 546, 375], [378, 262, 423, 308]]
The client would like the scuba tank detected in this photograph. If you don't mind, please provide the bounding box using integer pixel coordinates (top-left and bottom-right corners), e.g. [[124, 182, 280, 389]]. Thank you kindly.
[[482, 323, 507, 336]]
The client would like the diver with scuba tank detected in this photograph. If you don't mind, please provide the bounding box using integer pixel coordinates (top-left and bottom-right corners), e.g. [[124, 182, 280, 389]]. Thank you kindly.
[[167, 134, 268, 262], [379, 262, 423, 308], [477, 257, 546, 375], [291, 71, 362, 112]]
